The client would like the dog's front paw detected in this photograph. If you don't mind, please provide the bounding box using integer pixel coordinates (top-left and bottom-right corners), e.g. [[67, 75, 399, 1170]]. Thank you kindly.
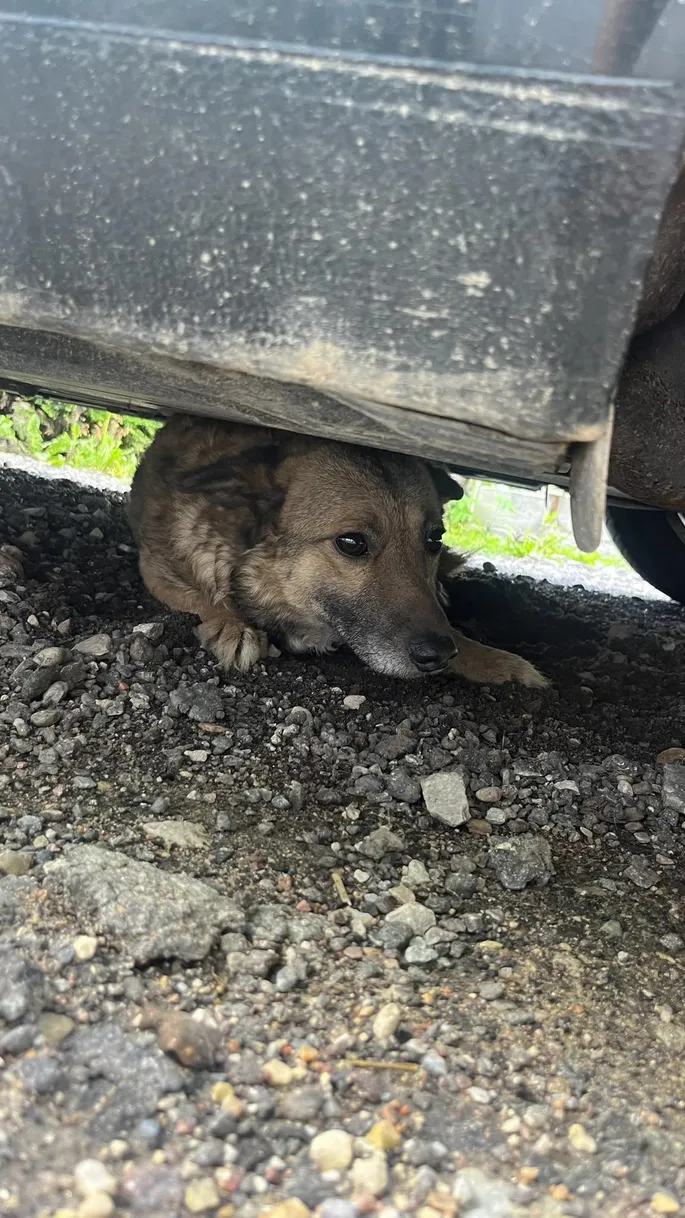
[[198, 619, 269, 672], [450, 632, 548, 688]]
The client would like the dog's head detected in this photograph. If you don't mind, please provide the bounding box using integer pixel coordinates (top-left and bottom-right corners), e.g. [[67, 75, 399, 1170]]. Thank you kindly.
[[177, 435, 461, 678]]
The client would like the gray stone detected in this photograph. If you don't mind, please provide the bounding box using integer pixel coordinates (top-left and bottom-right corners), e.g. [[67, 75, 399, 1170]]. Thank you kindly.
[[0, 982, 29, 1023], [0, 1023, 36, 1054], [385, 768, 422, 804], [21, 666, 61, 702], [20, 1055, 64, 1094], [404, 938, 439, 965], [44, 845, 244, 963], [33, 646, 70, 668], [420, 770, 470, 827], [489, 835, 553, 890], [74, 633, 113, 658], [386, 902, 436, 935], [376, 731, 416, 760], [142, 820, 209, 850], [357, 826, 405, 860], [288, 913, 331, 944], [662, 763, 685, 815], [369, 922, 413, 951], [70, 1023, 185, 1137], [624, 858, 660, 889], [0, 876, 37, 927], [187, 684, 224, 722]]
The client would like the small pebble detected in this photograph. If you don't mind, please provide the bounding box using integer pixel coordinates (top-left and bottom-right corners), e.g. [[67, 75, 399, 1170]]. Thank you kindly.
[[73, 1159, 117, 1197], [568, 1124, 597, 1154], [372, 1002, 401, 1042], [184, 1177, 221, 1212], [263, 1059, 294, 1086], [73, 935, 98, 962], [310, 1129, 354, 1172]]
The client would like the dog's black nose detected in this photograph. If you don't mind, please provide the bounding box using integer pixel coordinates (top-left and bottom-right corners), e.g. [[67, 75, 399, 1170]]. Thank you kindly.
[[407, 632, 457, 673]]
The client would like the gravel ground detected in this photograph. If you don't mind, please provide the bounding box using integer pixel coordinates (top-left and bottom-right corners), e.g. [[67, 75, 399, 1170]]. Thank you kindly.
[[1, 467, 685, 1218]]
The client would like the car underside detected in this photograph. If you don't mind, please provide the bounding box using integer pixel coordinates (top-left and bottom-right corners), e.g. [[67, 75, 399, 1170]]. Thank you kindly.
[[1, 0, 685, 598]]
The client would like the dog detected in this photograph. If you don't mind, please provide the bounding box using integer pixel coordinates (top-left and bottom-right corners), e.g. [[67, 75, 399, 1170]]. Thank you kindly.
[[128, 415, 546, 687]]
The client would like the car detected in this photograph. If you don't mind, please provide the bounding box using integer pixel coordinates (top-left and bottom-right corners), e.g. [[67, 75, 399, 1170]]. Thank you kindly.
[[1, 0, 685, 598]]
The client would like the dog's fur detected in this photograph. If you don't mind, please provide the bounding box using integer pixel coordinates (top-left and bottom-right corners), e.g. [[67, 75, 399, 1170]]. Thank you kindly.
[[129, 416, 545, 686]]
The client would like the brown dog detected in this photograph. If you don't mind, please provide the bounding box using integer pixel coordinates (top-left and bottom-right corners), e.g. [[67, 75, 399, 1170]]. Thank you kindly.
[[129, 416, 545, 687]]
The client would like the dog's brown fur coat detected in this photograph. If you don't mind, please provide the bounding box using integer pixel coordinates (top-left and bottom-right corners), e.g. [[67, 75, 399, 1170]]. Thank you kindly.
[[129, 416, 545, 687]]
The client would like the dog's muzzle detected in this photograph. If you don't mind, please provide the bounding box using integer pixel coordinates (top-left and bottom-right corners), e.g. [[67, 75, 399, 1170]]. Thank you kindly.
[[407, 631, 457, 674]]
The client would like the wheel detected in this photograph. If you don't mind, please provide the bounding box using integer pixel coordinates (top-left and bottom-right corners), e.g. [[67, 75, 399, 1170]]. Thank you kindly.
[[606, 506, 685, 602]]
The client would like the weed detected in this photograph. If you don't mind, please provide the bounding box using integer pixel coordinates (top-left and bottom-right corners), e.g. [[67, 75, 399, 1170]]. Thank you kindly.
[[0, 395, 159, 481]]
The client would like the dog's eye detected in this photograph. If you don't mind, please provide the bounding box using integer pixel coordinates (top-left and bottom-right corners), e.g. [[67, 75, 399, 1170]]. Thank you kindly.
[[425, 527, 444, 554], [335, 533, 368, 557]]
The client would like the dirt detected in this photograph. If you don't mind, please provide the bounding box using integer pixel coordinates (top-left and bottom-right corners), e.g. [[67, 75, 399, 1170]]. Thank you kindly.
[[0, 466, 684, 1218]]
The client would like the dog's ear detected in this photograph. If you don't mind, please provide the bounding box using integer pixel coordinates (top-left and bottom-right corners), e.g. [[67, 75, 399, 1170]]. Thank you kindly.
[[428, 464, 463, 504], [173, 444, 281, 496], [172, 443, 285, 542]]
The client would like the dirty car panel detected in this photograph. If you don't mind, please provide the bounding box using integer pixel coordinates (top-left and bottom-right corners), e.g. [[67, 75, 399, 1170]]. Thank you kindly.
[[0, 0, 684, 488]]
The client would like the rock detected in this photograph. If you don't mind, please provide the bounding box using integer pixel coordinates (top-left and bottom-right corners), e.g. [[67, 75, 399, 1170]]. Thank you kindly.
[[78, 1193, 115, 1218], [357, 827, 405, 860], [44, 845, 244, 963], [489, 835, 553, 890], [350, 1151, 389, 1197], [453, 1167, 514, 1215], [0, 981, 29, 1022], [651, 1193, 680, 1214], [0, 851, 32, 876], [74, 633, 113, 658], [279, 1086, 325, 1121], [21, 1055, 64, 1094], [420, 771, 470, 827], [479, 981, 505, 1001], [475, 786, 501, 803], [624, 858, 660, 889], [366, 1119, 402, 1152], [662, 763, 685, 815], [404, 939, 439, 965], [402, 859, 430, 887], [38, 1013, 75, 1045], [319, 1203, 358, 1218], [310, 1129, 354, 1172], [73, 934, 98, 962], [156, 1012, 220, 1069], [264, 1059, 294, 1086], [184, 1178, 221, 1212], [142, 820, 209, 850], [568, 1124, 597, 1154], [133, 622, 165, 642], [69, 1023, 184, 1138], [385, 768, 422, 804], [385, 903, 436, 936], [263, 1202, 311, 1218], [33, 646, 70, 668], [658, 748, 685, 764], [661, 933, 684, 953], [187, 684, 224, 722], [343, 695, 366, 710], [22, 666, 61, 702], [376, 731, 415, 760], [372, 1002, 401, 1042], [74, 1160, 118, 1197], [599, 919, 622, 939], [0, 1024, 36, 1054]]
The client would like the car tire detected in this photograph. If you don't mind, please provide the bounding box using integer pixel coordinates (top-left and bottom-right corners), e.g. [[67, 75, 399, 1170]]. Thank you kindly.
[[606, 505, 685, 603]]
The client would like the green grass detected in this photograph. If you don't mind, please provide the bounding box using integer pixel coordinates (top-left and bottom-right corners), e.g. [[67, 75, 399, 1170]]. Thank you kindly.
[[443, 489, 627, 569], [0, 394, 160, 481], [0, 393, 625, 569]]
